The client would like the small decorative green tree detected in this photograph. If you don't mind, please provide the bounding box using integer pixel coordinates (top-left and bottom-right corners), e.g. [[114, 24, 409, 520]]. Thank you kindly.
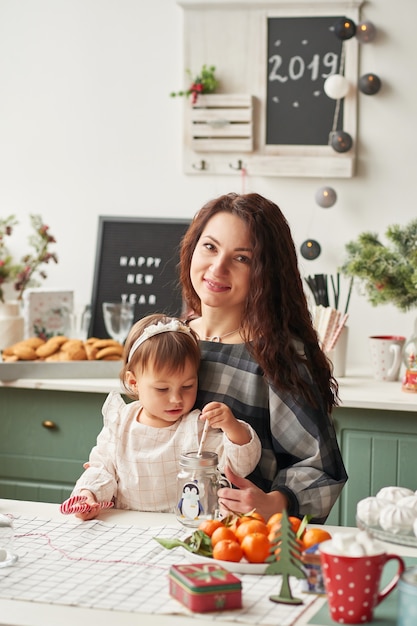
[[340, 219, 417, 312], [265, 509, 306, 605]]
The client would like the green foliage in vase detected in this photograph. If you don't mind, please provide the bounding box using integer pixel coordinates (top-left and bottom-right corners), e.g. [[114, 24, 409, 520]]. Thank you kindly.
[[0, 214, 58, 303], [340, 219, 417, 312]]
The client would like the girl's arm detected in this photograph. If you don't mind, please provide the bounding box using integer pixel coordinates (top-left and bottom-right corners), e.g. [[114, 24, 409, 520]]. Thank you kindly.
[[70, 393, 123, 516], [201, 402, 262, 479]]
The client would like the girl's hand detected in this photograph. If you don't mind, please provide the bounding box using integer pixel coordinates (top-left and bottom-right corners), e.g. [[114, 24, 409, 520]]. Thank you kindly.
[[217, 466, 289, 521], [60, 491, 108, 521], [201, 401, 235, 429], [200, 402, 251, 445], [75, 491, 101, 521]]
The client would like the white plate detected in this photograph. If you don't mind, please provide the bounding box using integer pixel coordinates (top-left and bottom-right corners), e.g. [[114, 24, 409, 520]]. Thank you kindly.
[[182, 548, 268, 574]]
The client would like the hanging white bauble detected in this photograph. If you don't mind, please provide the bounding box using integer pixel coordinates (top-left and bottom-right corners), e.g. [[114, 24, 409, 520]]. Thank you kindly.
[[324, 74, 349, 100]]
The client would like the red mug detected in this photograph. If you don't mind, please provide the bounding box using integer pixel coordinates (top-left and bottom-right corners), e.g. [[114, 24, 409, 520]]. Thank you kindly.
[[319, 541, 405, 624]]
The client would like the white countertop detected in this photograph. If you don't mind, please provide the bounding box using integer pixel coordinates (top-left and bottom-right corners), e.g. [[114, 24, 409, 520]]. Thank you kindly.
[[1, 498, 415, 626], [1, 371, 416, 411]]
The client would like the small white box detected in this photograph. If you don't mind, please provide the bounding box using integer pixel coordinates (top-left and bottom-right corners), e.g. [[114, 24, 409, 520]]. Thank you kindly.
[[22, 289, 74, 340]]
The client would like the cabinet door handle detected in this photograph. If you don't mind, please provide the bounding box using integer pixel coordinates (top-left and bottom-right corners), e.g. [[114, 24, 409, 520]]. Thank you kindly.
[[42, 420, 57, 430]]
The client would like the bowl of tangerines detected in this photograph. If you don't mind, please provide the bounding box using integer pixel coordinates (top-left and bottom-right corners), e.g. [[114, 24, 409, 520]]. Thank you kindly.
[[155, 510, 332, 574]]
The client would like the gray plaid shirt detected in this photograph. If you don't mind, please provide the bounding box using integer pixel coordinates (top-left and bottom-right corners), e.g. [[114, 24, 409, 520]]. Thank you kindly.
[[196, 341, 347, 523]]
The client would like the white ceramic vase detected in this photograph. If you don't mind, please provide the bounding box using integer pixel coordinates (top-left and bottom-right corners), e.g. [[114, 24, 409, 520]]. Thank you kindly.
[[0, 301, 24, 352]]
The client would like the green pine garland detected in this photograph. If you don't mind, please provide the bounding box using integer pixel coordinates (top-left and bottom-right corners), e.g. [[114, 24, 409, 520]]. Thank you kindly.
[[340, 219, 417, 312]]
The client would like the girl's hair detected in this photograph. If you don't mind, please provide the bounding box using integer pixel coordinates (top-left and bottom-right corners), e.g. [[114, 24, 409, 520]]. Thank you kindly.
[[179, 192, 339, 412], [120, 313, 201, 399]]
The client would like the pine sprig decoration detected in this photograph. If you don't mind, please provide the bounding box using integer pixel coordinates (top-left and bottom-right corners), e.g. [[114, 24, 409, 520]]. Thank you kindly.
[[170, 65, 218, 104], [340, 219, 417, 312]]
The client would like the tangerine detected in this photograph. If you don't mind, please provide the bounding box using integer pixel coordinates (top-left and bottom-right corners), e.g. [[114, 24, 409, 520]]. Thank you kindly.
[[240, 532, 271, 563], [211, 525, 237, 547], [241, 511, 266, 524], [197, 519, 224, 537], [235, 519, 269, 543], [212, 539, 243, 562], [302, 528, 332, 550], [266, 512, 283, 529], [267, 514, 302, 535]]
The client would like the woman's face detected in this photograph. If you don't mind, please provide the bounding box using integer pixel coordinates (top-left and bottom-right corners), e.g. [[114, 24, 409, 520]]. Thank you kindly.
[[190, 212, 253, 313]]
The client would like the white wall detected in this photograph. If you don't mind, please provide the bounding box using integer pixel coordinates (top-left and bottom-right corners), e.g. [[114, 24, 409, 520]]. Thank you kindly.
[[1, 0, 416, 374]]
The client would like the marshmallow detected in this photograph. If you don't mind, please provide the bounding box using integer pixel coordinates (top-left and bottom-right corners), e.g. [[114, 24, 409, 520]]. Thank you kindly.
[[321, 530, 382, 556], [397, 495, 417, 515], [357, 496, 389, 526], [379, 504, 415, 535], [376, 486, 415, 503]]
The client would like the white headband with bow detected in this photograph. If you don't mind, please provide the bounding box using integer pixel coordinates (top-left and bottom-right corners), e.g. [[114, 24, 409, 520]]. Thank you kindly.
[[128, 319, 192, 362]]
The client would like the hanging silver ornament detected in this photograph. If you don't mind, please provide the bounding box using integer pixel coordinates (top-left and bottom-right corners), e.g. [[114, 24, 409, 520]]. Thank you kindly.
[[359, 73, 382, 95], [315, 187, 337, 208], [300, 239, 321, 260], [334, 17, 356, 40], [330, 130, 353, 153], [356, 21, 377, 43]]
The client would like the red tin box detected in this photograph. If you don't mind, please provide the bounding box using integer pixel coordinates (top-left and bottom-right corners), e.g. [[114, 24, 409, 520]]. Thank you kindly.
[[169, 563, 242, 612]]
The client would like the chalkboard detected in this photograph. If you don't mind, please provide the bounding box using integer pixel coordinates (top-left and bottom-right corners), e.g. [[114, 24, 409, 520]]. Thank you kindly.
[[90, 217, 190, 339], [266, 16, 344, 146]]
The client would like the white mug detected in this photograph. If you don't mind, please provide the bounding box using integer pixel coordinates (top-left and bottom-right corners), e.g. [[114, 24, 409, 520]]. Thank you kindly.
[[369, 335, 406, 381]]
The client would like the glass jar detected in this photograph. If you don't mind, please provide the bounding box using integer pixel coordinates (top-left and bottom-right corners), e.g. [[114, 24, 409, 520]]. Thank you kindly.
[[397, 566, 417, 626], [176, 451, 226, 527], [403, 319, 417, 367], [0, 514, 18, 568]]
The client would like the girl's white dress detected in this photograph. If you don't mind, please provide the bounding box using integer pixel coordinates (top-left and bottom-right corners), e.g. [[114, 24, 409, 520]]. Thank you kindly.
[[72, 391, 261, 512]]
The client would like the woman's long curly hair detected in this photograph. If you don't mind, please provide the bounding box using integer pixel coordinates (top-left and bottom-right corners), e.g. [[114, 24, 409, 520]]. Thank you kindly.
[[179, 192, 339, 412]]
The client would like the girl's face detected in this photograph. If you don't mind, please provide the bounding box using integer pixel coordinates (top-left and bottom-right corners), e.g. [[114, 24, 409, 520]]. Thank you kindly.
[[126, 358, 198, 427], [190, 212, 253, 313]]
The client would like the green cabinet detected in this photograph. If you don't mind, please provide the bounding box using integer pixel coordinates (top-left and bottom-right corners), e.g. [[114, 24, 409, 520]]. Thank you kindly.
[[0, 387, 106, 503], [326, 406, 417, 527], [1, 385, 416, 523]]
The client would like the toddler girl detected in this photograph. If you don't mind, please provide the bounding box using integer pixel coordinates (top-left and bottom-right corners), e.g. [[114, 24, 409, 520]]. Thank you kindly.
[[65, 313, 261, 520]]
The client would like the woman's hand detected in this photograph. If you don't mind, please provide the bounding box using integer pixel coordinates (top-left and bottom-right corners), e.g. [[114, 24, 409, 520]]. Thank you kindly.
[[218, 466, 289, 522]]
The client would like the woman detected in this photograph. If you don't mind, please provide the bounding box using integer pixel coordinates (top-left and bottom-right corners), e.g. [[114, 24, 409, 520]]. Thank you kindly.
[[179, 192, 347, 523]]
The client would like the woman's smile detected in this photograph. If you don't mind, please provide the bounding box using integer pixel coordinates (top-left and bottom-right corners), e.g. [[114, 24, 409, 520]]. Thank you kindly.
[[203, 276, 231, 293]]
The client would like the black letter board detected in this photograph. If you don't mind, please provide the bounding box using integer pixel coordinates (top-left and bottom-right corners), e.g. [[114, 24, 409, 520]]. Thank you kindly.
[[266, 16, 344, 146], [90, 217, 190, 339]]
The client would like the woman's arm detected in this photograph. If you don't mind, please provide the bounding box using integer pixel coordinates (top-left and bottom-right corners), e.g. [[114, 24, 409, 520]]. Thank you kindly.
[[266, 385, 347, 523], [217, 387, 347, 523]]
